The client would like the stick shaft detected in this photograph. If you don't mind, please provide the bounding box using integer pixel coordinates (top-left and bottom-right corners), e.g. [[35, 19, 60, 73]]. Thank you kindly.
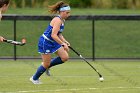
[[69, 46, 102, 78], [3, 39, 25, 46]]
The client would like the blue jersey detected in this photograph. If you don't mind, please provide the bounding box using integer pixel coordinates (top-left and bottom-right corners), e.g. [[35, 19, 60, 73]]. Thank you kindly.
[[43, 22, 64, 42], [38, 16, 65, 54]]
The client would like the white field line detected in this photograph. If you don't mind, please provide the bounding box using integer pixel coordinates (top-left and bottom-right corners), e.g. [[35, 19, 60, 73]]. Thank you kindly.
[[1, 87, 140, 93]]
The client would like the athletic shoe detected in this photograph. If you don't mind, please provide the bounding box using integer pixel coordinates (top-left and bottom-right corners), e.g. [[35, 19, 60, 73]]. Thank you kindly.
[[45, 69, 51, 76], [30, 76, 42, 84]]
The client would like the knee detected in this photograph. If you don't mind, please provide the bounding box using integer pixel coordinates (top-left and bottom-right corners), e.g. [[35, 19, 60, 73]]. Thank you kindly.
[[61, 55, 69, 62], [42, 62, 50, 68]]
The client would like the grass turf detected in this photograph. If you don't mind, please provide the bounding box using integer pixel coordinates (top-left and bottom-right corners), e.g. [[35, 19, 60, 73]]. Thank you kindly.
[[1, 20, 140, 58], [6, 8, 140, 15], [1, 8, 140, 58], [0, 60, 139, 93]]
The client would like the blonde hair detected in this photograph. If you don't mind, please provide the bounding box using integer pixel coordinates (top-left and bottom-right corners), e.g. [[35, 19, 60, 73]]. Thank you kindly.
[[49, 1, 69, 14]]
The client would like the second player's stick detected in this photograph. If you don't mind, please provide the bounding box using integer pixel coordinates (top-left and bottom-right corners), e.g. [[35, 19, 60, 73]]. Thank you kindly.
[[3, 38, 26, 46]]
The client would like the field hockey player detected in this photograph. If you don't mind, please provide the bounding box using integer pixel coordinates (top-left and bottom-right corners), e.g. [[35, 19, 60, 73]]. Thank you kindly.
[[30, 1, 71, 84], [0, 0, 10, 42]]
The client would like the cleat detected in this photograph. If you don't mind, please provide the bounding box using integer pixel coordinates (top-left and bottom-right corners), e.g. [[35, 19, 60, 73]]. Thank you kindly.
[[30, 76, 42, 84], [45, 69, 51, 76]]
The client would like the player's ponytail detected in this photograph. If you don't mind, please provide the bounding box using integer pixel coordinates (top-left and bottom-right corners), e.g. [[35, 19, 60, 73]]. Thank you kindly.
[[0, 0, 10, 8], [49, 1, 69, 14]]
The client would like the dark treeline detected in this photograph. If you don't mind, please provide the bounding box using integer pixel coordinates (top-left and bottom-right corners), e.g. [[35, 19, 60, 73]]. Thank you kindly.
[[10, 0, 140, 9]]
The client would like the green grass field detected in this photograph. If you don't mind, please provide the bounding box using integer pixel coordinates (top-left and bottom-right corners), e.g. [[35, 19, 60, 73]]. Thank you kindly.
[[0, 8, 140, 93], [1, 20, 140, 58], [1, 8, 140, 58], [0, 60, 139, 93], [6, 8, 140, 15]]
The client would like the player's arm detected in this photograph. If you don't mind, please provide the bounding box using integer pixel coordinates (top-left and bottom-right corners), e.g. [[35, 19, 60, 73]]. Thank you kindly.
[[51, 18, 69, 51], [51, 18, 64, 45], [58, 33, 70, 46], [0, 12, 2, 21]]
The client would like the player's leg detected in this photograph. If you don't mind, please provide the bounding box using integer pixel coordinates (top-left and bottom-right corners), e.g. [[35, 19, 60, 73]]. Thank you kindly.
[[30, 54, 51, 84], [45, 47, 69, 76], [49, 47, 69, 68]]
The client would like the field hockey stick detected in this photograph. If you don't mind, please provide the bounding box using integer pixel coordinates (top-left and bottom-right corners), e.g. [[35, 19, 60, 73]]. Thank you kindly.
[[3, 38, 26, 46], [69, 46, 104, 81]]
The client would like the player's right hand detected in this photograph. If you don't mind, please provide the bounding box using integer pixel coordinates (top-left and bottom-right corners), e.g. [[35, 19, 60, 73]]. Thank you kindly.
[[0, 36, 5, 42], [62, 43, 69, 52]]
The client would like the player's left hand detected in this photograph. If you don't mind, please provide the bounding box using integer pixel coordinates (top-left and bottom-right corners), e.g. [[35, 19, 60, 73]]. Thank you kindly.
[[65, 41, 70, 46], [62, 43, 69, 52]]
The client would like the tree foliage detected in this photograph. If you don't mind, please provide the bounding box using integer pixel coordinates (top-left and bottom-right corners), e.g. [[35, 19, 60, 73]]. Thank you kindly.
[[10, 0, 140, 9]]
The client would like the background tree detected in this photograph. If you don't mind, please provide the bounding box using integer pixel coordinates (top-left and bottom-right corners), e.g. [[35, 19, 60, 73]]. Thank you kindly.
[[9, 0, 140, 9]]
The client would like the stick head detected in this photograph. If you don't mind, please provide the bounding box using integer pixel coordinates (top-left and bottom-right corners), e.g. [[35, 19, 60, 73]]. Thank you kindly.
[[99, 77, 104, 82]]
